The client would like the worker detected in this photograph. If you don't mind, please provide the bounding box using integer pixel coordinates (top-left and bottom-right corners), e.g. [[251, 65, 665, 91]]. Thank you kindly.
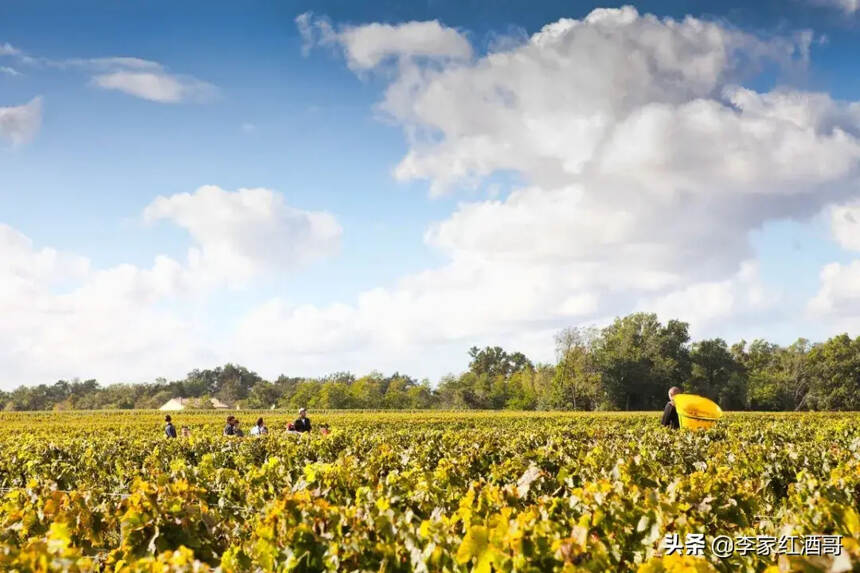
[[250, 417, 268, 436], [294, 407, 311, 433], [223, 415, 236, 436], [661, 386, 681, 429], [164, 415, 177, 438]]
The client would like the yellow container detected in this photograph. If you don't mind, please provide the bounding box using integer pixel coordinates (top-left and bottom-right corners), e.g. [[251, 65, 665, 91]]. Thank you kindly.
[[673, 394, 722, 430]]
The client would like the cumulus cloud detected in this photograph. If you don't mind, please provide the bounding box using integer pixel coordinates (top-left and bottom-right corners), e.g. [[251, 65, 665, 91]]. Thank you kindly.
[[636, 262, 776, 334], [808, 261, 860, 329], [808, 201, 860, 328], [0, 185, 342, 386], [830, 201, 860, 251], [0, 223, 205, 387], [143, 185, 342, 284], [0, 97, 42, 145], [233, 5, 860, 374], [296, 12, 472, 69], [380, 9, 816, 193]]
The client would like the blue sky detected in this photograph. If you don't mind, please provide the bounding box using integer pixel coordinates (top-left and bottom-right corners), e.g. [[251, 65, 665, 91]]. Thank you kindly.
[[1, 0, 859, 387]]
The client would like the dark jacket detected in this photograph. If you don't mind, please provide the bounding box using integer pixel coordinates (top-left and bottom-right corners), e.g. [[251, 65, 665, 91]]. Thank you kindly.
[[661, 401, 679, 429], [223, 423, 235, 436], [294, 417, 311, 433], [165, 422, 177, 438]]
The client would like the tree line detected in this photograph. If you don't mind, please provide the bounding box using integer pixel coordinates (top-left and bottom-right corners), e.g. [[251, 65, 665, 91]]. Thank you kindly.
[[2, 313, 857, 411]]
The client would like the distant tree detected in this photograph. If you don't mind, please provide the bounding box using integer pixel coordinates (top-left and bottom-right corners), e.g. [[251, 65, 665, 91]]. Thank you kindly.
[[245, 381, 280, 409], [407, 380, 436, 409], [322, 371, 356, 385], [689, 338, 746, 409], [807, 334, 860, 410], [383, 374, 417, 409], [553, 326, 601, 410], [592, 313, 691, 410], [468, 346, 533, 380], [316, 381, 355, 409], [349, 374, 385, 408], [506, 368, 538, 410]]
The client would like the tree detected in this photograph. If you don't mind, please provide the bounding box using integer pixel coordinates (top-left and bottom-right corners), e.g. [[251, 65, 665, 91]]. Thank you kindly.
[[246, 381, 281, 409], [406, 380, 436, 409], [349, 374, 385, 408], [316, 381, 355, 409], [553, 326, 601, 410], [592, 313, 691, 410], [506, 368, 538, 410], [736, 339, 812, 411], [468, 346, 533, 379], [689, 338, 746, 409], [807, 334, 860, 410], [383, 374, 417, 409], [737, 339, 787, 410]]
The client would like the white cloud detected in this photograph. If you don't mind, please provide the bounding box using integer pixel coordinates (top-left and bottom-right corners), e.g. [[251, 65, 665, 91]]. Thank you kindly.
[[143, 185, 342, 284], [379, 8, 816, 194], [337, 21, 472, 69], [636, 262, 777, 334], [807, 200, 860, 330], [808, 261, 860, 329], [232, 5, 860, 375], [808, 0, 859, 14], [233, 254, 599, 375], [63, 57, 163, 71], [0, 185, 342, 387], [92, 70, 217, 103], [1, 66, 20, 76], [0, 224, 204, 387], [830, 201, 860, 251], [0, 42, 20, 56], [296, 12, 472, 69], [76, 57, 216, 103], [0, 97, 42, 145], [0, 42, 215, 103]]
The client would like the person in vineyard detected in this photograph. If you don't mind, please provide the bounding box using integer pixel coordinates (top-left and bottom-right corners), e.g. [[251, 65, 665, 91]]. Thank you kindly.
[[294, 408, 311, 433], [164, 415, 177, 438], [250, 417, 268, 436], [661, 386, 681, 429], [223, 415, 236, 436]]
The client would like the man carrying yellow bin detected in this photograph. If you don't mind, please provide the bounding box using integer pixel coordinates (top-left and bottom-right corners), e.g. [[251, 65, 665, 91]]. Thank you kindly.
[[662, 386, 723, 430], [661, 386, 682, 429]]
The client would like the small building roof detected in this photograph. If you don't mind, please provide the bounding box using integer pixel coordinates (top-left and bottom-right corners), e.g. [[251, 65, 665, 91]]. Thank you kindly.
[[158, 397, 232, 410]]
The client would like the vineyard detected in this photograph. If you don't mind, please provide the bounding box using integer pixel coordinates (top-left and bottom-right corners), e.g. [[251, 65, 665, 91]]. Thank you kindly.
[[0, 411, 857, 572]]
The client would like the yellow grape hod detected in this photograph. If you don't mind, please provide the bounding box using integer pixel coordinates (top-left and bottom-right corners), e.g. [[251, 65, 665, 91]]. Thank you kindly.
[[672, 394, 723, 430]]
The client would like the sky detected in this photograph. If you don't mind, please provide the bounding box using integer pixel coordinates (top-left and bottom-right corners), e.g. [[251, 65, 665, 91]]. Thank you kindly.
[[1, 0, 859, 388]]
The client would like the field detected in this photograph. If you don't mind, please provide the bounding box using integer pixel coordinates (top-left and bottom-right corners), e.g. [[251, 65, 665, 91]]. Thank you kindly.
[[0, 411, 857, 572]]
